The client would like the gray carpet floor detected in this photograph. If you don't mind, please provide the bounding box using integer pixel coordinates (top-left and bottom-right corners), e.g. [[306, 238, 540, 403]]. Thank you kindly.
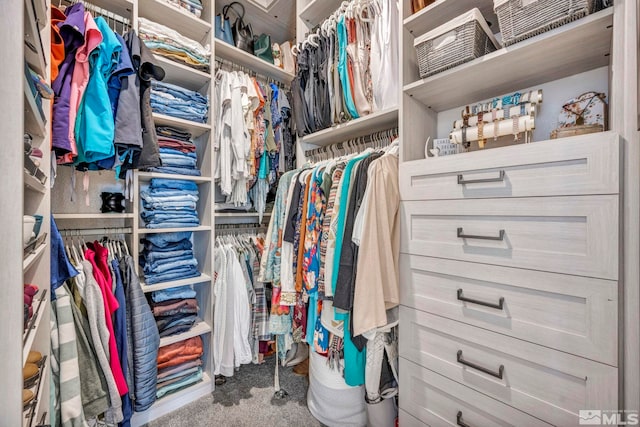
[[144, 357, 322, 427]]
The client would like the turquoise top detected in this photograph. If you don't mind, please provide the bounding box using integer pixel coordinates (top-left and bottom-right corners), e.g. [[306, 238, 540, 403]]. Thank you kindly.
[[337, 15, 359, 119], [74, 17, 120, 167]]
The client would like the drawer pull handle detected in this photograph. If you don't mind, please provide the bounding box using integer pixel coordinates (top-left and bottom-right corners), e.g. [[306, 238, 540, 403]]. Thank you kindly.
[[457, 411, 472, 427], [457, 227, 505, 241], [457, 350, 504, 379], [457, 170, 505, 185], [457, 289, 505, 310]]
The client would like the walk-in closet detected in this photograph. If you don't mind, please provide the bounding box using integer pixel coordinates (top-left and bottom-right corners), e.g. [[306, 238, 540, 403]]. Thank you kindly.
[[1, 0, 639, 426]]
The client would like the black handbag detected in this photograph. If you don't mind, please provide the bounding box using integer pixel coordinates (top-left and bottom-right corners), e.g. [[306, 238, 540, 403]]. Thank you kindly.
[[225, 2, 254, 53]]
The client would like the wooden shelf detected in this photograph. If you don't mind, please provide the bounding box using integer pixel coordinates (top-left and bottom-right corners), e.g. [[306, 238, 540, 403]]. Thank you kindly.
[[29, 0, 47, 31], [215, 40, 295, 84], [23, 242, 46, 273], [53, 213, 134, 220], [24, 170, 46, 194], [302, 107, 399, 146], [404, 9, 613, 112], [138, 0, 211, 42], [137, 226, 211, 234], [299, 0, 343, 27], [214, 212, 272, 217], [141, 273, 212, 293], [155, 55, 211, 92], [137, 172, 212, 184], [404, 0, 498, 36], [87, 0, 133, 18], [152, 113, 211, 138], [22, 292, 47, 364], [23, 79, 46, 138], [130, 373, 211, 424], [23, 0, 46, 76], [159, 320, 211, 347]]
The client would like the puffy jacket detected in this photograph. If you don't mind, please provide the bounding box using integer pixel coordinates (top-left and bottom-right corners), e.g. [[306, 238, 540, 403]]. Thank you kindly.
[[121, 255, 160, 412]]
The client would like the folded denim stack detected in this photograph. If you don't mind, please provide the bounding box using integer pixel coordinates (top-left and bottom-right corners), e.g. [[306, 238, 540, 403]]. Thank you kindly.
[[165, 0, 203, 17], [141, 178, 200, 229], [150, 286, 199, 338], [156, 336, 204, 399], [151, 81, 208, 123], [139, 18, 210, 71], [150, 140, 201, 176], [141, 231, 200, 284]]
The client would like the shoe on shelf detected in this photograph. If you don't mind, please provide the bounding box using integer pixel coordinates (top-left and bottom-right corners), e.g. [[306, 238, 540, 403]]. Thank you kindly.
[[22, 389, 34, 408], [26, 351, 42, 365]]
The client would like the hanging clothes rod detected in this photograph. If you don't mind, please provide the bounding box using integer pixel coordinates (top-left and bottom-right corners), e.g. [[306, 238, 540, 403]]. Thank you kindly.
[[215, 223, 267, 233], [63, 0, 132, 30], [60, 227, 133, 236], [214, 56, 289, 88], [304, 126, 398, 158]]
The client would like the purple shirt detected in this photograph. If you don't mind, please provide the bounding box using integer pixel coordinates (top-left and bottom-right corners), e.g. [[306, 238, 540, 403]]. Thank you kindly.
[[51, 3, 85, 156]]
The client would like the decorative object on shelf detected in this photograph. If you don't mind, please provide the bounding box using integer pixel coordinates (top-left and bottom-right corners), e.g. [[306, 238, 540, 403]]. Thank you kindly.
[[449, 89, 542, 150], [101, 192, 127, 213], [272, 42, 282, 68], [215, 3, 234, 45], [254, 33, 274, 64], [551, 91, 607, 139], [414, 8, 499, 79], [411, 0, 435, 14], [495, 0, 598, 46], [427, 137, 464, 157]]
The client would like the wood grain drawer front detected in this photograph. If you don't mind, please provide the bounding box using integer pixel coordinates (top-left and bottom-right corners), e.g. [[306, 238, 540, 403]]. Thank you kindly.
[[399, 307, 618, 426], [399, 358, 552, 427], [399, 132, 620, 201], [400, 196, 619, 280], [399, 255, 618, 366]]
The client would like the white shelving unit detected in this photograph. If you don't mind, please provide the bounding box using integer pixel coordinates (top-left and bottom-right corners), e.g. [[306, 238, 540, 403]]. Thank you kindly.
[[1, 0, 53, 424], [399, 0, 639, 422], [301, 107, 399, 147], [158, 320, 212, 347], [214, 40, 295, 83], [298, 0, 343, 27]]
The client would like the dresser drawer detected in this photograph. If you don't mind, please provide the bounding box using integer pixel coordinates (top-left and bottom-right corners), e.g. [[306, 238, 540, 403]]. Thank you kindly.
[[399, 358, 552, 427], [400, 132, 620, 201], [400, 196, 618, 280], [399, 307, 618, 426], [399, 255, 618, 365]]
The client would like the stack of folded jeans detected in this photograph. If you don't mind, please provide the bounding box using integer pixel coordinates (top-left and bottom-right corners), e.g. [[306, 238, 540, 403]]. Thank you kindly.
[[150, 286, 199, 338], [151, 81, 208, 123], [139, 18, 210, 71], [165, 0, 203, 17], [147, 125, 203, 175], [156, 336, 204, 398], [140, 231, 200, 285], [141, 178, 200, 229]]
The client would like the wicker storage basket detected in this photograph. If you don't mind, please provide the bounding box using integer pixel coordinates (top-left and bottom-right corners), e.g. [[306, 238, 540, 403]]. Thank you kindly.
[[495, 0, 598, 46], [414, 8, 499, 79]]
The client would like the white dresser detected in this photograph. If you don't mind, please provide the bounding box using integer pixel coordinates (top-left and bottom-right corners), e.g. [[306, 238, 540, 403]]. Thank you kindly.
[[398, 132, 620, 426]]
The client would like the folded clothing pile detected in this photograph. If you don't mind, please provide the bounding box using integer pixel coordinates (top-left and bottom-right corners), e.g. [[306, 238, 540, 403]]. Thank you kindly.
[[149, 125, 202, 175], [139, 17, 210, 71], [156, 336, 204, 398], [140, 178, 200, 229], [141, 231, 200, 285], [150, 286, 199, 338], [151, 81, 208, 123], [165, 0, 203, 17]]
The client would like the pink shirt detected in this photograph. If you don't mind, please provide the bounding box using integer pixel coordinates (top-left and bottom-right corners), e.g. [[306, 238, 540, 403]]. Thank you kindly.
[[61, 12, 102, 164], [85, 243, 129, 395]]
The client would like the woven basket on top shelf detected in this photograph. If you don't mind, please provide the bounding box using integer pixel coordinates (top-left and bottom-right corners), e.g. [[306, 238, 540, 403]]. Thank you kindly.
[[495, 0, 598, 46], [414, 8, 499, 79]]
